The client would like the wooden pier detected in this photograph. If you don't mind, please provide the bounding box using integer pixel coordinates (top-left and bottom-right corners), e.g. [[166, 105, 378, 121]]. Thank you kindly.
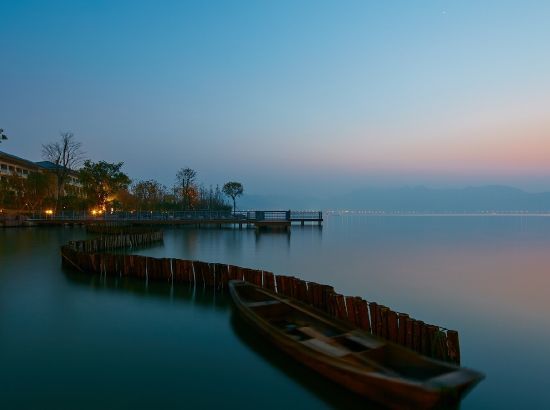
[[26, 210, 323, 229]]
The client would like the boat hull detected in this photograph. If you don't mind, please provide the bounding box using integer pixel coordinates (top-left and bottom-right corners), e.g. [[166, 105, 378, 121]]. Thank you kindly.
[[229, 280, 482, 409]]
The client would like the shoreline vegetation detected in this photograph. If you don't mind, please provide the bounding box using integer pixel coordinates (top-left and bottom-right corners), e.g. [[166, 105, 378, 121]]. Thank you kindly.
[[3, 133, 549, 222], [0, 133, 244, 217]]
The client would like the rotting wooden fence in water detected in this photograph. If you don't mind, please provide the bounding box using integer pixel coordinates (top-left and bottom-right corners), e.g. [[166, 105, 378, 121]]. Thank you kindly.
[[60, 229, 460, 365]]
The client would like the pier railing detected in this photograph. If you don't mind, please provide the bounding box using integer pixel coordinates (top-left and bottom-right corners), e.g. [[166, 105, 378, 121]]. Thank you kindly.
[[29, 209, 323, 223]]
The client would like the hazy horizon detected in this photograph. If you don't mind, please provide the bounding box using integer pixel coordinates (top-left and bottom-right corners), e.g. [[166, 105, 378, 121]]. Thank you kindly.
[[2, 1, 550, 196]]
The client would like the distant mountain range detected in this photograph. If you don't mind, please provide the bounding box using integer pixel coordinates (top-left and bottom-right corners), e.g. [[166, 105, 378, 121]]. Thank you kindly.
[[240, 185, 550, 212]]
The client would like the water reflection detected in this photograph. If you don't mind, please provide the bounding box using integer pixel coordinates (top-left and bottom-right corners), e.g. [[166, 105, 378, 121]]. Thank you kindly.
[[254, 228, 292, 248], [62, 267, 376, 409], [3, 217, 550, 408], [62, 268, 230, 311], [230, 313, 382, 410]]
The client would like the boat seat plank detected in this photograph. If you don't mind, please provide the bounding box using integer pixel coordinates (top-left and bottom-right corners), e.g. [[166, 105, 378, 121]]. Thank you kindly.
[[297, 326, 335, 343], [345, 333, 385, 350], [301, 338, 350, 357], [245, 300, 281, 308]]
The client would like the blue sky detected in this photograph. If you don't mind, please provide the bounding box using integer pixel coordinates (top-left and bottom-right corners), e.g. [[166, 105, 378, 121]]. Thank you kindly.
[[1, 1, 550, 195]]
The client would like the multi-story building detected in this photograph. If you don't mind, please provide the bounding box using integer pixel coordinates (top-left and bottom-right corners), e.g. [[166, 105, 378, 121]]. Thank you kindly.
[[0, 151, 39, 180], [0, 150, 83, 197], [35, 160, 83, 196]]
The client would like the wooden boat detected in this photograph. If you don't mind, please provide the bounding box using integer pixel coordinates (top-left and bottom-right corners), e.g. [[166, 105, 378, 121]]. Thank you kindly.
[[229, 280, 484, 409]]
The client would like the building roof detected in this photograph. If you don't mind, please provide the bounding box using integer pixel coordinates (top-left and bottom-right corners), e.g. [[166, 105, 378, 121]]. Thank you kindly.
[[0, 150, 41, 170], [1, 151, 80, 178], [35, 160, 63, 170]]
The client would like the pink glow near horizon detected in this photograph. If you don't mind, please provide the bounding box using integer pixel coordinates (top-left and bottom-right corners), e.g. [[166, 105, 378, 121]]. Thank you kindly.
[[297, 108, 550, 180]]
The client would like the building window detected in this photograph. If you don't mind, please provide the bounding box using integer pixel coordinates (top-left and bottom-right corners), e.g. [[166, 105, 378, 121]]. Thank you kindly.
[[0, 164, 7, 171]]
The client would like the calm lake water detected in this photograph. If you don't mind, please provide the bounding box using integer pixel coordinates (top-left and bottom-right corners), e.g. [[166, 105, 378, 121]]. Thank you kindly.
[[1, 215, 550, 409]]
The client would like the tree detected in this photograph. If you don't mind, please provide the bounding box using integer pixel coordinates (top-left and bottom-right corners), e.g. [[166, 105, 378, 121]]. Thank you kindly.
[[23, 172, 56, 211], [132, 179, 167, 211], [1, 175, 25, 210], [0, 176, 19, 209], [175, 167, 197, 210], [78, 160, 131, 210], [0, 128, 8, 143], [41, 132, 84, 210], [222, 181, 244, 213]]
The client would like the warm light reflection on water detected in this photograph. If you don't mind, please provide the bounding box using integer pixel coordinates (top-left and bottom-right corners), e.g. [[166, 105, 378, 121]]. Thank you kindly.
[[1, 216, 550, 408]]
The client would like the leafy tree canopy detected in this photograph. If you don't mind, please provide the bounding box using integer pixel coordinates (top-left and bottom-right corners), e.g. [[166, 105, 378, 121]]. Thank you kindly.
[[222, 181, 244, 212], [79, 160, 131, 209]]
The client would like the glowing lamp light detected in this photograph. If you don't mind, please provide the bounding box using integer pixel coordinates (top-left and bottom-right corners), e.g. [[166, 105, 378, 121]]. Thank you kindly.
[[45, 209, 54, 215]]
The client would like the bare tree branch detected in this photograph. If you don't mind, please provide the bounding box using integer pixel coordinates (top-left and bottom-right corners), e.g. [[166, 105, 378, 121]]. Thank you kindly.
[[175, 167, 197, 210], [42, 132, 85, 211], [0, 128, 8, 142]]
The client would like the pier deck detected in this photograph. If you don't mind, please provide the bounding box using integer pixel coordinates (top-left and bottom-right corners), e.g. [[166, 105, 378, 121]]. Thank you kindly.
[[26, 210, 323, 229]]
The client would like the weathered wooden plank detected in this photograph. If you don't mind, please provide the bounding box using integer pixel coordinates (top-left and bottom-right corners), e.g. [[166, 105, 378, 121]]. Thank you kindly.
[[355, 298, 371, 333], [193, 261, 208, 286], [243, 268, 262, 287], [447, 330, 461, 364], [405, 317, 414, 349], [295, 279, 308, 304], [262, 271, 275, 292], [228, 265, 241, 281], [334, 293, 347, 321], [161, 258, 172, 281], [426, 325, 437, 357], [434, 330, 449, 362], [421, 323, 429, 356], [413, 320, 423, 353], [202, 262, 214, 287], [369, 302, 379, 336], [345, 296, 358, 326], [387, 310, 398, 343], [397, 313, 409, 346], [213, 263, 228, 290], [379, 306, 389, 339]]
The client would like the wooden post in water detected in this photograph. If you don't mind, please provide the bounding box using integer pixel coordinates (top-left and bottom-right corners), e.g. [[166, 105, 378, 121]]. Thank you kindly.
[[413, 320, 423, 353], [369, 302, 379, 337], [421, 323, 429, 356], [355, 298, 371, 333], [379, 306, 389, 339], [426, 325, 437, 357], [262, 271, 274, 291], [397, 313, 409, 346], [387, 310, 398, 343], [405, 317, 414, 349], [447, 330, 461, 364], [345, 296, 358, 326], [59, 226, 462, 364], [334, 293, 347, 321]]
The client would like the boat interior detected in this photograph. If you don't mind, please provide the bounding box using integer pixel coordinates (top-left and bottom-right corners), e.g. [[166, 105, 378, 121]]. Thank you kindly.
[[235, 283, 453, 382]]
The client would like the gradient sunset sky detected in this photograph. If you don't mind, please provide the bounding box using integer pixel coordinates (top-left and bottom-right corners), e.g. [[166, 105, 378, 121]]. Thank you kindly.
[[1, 1, 549, 195]]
